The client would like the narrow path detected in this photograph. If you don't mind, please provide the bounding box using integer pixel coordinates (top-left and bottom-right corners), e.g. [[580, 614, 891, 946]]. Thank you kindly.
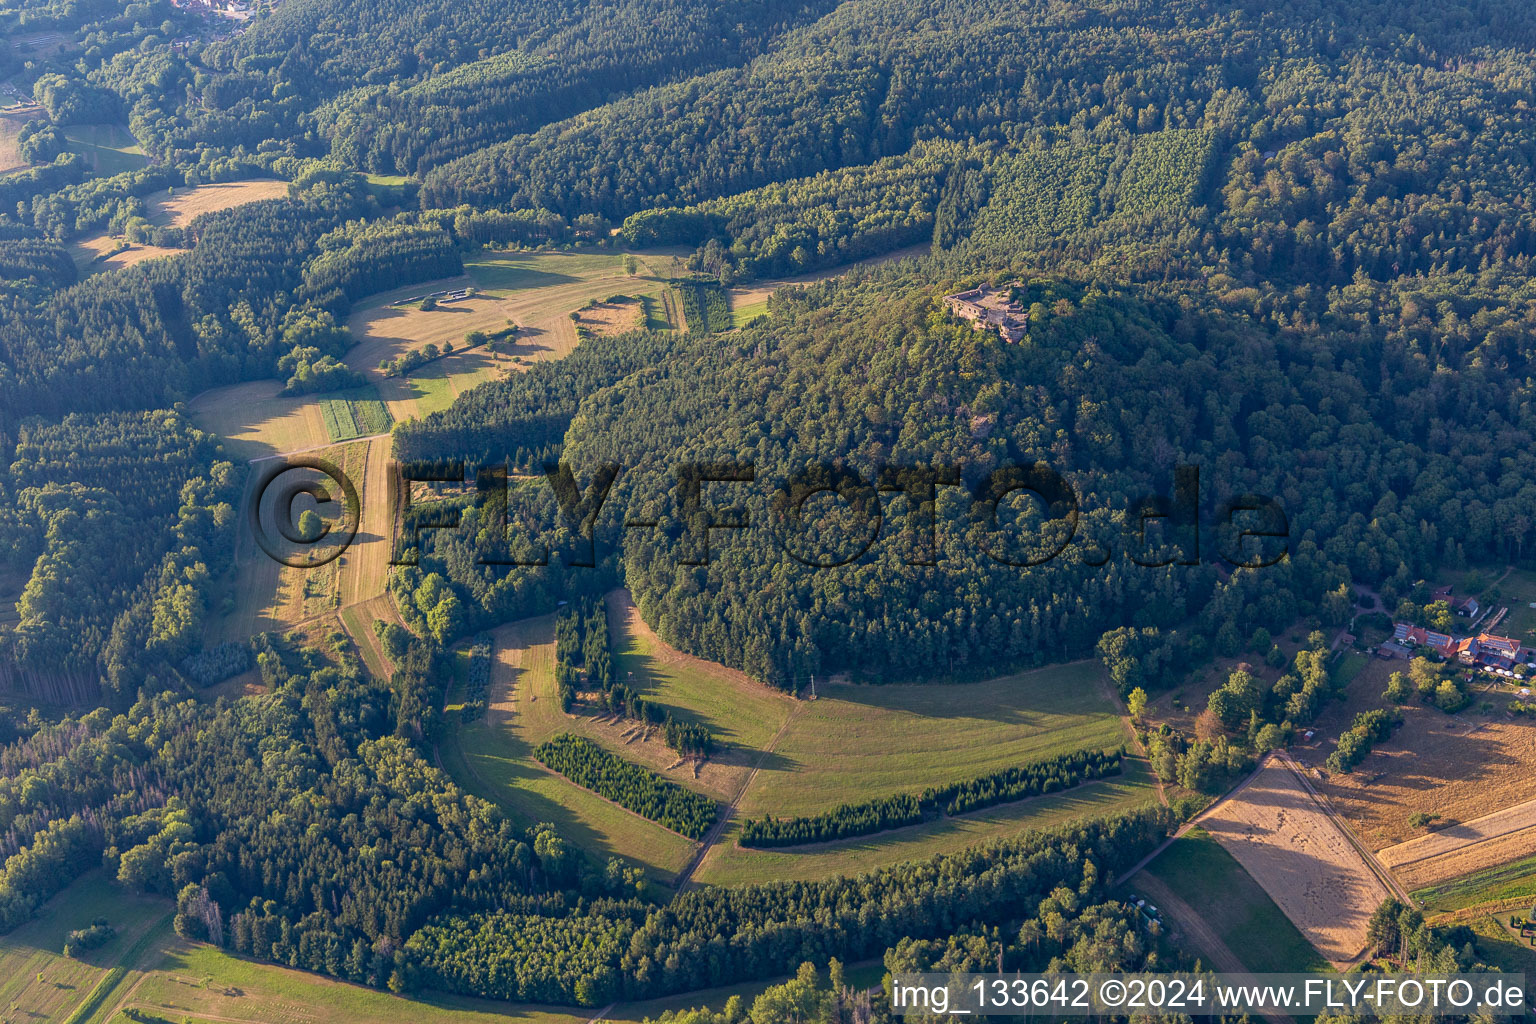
[[671, 703, 804, 895], [1131, 876, 1293, 1024]]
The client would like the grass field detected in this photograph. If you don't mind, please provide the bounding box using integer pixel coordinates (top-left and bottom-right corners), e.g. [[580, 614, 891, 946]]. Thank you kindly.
[[0, 869, 171, 1024], [608, 591, 796, 798], [442, 616, 699, 887], [696, 758, 1160, 887], [62, 123, 146, 174], [735, 659, 1128, 819], [448, 596, 1155, 888], [1142, 827, 1329, 972], [1415, 852, 1536, 914], [68, 232, 181, 275], [729, 299, 768, 327]]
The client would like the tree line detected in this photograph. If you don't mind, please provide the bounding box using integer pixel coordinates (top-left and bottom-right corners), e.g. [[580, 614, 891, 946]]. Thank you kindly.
[[738, 747, 1123, 847], [533, 733, 718, 840]]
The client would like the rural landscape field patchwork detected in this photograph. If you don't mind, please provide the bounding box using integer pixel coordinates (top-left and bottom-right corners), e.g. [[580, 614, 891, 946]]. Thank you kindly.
[[4, 0, 1536, 1021]]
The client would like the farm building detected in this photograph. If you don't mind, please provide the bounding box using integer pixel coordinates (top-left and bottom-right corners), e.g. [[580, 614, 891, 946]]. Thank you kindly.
[[1393, 622, 1533, 671], [1432, 584, 1480, 617], [943, 283, 1028, 342]]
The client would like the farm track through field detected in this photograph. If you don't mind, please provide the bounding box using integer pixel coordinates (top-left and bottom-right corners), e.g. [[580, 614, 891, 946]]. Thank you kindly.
[[1114, 756, 1276, 886], [1130, 875, 1292, 1024], [673, 703, 805, 895], [1277, 752, 1412, 905]]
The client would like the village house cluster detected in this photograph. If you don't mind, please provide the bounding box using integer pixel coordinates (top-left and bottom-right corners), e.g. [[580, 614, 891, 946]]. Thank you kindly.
[[1383, 585, 1534, 674], [942, 283, 1028, 342]]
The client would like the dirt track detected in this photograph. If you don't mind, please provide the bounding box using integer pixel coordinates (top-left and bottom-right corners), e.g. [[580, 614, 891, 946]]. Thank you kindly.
[[1201, 758, 1392, 965]]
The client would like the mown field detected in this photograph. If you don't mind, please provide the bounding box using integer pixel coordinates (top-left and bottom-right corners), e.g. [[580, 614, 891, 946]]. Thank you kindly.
[[441, 615, 700, 887], [0, 869, 171, 1024], [734, 659, 1128, 819], [0, 108, 31, 175], [145, 178, 291, 227], [62, 122, 145, 174], [607, 590, 796, 800], [204, 440, 368, 644], [695, 758, 1160, 887], [1141, 827, 1328, 973], [441, 595, 1157, 889]]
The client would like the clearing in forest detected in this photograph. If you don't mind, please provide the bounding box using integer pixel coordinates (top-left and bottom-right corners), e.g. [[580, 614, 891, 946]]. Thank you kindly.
[[62, 123, 146, 174], [68, 232, 180, 275], [442, 616, 699, 887], [1199, 757, 1392, 966], [187, 380, 330, 461], [0, 108, 32, 175], [145, 178, 290, 227], [205, 440, 370, 643], [573, 295, 645, 336]]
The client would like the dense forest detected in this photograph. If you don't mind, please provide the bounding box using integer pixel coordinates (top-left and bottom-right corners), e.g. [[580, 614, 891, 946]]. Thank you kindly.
[[2, 0, 1536, 1012]]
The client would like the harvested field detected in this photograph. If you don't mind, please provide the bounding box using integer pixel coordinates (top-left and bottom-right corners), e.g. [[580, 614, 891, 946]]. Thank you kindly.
[[575, 296, 644, 336], [1311, 655, 1536, 850], [0, 108, 33, 175], [337, 434, 395, 608], [187, 379, 330, 461], [1200, 757, 1392, 966], [145, 178, 289, 227], [69, 233, 180, 274], [1379, 797, 1536, 889]]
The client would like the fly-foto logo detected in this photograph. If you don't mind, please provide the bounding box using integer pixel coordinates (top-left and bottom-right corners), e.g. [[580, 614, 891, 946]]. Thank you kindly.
[[248, 459, 1290, 571]]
